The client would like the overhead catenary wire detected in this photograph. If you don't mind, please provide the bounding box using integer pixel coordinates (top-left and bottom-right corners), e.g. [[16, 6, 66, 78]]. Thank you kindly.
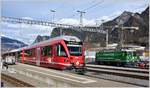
[[65, 0, 104, 19], [82, 0, 104, 12], [65, 0, 96, 18]]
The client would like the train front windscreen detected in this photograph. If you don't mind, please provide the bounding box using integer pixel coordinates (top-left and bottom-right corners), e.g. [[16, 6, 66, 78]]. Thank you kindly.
[[68, 46, 82, 56], [65, 41, 82, 56]]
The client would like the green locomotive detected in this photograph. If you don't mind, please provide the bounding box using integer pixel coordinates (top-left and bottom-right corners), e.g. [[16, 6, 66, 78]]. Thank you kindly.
[[95, 50, 140, 66]]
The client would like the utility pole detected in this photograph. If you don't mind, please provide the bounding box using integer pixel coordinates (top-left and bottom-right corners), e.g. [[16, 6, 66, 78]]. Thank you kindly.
[[101, 20, 108, 47], [77, 10, 86, 27], [106, 29, 109, 47], [101, 19, 104, 30], [120, 25, 123, 48], [50, 9, 56, 23], [0, 32, 1, 63], [60, 27, 63, 36], [19, 22, 22, 63], [95, 19, 101, 26]]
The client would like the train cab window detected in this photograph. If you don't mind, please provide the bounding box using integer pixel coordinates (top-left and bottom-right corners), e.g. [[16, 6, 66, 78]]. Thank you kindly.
[[56, 44, 67, 57], [68, 46, 82, 56], [42, 46, 52, 56]]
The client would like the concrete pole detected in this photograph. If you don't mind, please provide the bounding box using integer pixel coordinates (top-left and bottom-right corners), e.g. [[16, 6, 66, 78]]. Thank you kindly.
[[121, 26, 123, 48], [106, 29, 109, 47]]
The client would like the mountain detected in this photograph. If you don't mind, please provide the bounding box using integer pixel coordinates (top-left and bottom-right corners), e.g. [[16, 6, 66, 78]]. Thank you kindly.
[[104, 11, 133, 26], [103, 7, 149, 47], [33, 35, 51, 44], [1, 36, 27, 54]]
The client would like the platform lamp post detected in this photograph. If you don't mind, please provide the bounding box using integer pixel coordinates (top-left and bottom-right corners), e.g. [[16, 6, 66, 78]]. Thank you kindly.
[[50, 9, 63, 36], [50, 9, 61, 36], [50, 9, 56, 23]]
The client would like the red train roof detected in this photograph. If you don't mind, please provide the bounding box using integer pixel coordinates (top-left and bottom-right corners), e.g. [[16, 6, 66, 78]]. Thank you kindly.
[[3, 35, 81, 54]]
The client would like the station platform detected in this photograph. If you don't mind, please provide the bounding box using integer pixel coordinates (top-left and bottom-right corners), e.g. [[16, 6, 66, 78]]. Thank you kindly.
[[1, 63, 139, 87]]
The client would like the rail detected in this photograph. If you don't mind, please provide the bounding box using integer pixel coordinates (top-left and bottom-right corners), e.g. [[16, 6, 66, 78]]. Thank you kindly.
[[1, 73, 34, 87], [86, 64, 149, 80]]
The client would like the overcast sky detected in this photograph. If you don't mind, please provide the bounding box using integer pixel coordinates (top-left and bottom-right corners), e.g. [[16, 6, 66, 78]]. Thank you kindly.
[[1, 0, 149, 44]]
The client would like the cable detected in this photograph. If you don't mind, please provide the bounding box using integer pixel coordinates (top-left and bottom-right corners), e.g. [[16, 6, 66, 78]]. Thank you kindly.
[[82, 0, 104, 11], [65, 0, 104, 18]]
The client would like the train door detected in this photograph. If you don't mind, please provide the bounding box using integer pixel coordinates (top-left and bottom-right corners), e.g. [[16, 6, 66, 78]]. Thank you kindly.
[[54, 44, 69, 65], [36, 48, 41, 66], [41, 45, 53, 64]]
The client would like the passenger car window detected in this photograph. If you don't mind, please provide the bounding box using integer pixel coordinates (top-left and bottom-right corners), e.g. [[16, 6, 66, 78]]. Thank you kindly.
[[42, 46, 52, 56], [24, 49, 35, 57]]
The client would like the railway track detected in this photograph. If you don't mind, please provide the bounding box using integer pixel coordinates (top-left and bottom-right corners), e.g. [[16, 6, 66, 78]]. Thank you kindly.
[[1, 73, 34, 87], [86, 64, 149, 80]]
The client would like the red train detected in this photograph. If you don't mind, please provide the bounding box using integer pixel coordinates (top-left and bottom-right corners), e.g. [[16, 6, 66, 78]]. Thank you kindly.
[[2, 36, 86, 73]]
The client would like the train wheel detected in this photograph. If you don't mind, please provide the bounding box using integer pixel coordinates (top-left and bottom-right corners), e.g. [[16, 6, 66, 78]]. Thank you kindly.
[[121, 62, 126, 67], [99, 61, 104, 65], [76, 68, 86, 75], [116, 62, 121, 67]]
